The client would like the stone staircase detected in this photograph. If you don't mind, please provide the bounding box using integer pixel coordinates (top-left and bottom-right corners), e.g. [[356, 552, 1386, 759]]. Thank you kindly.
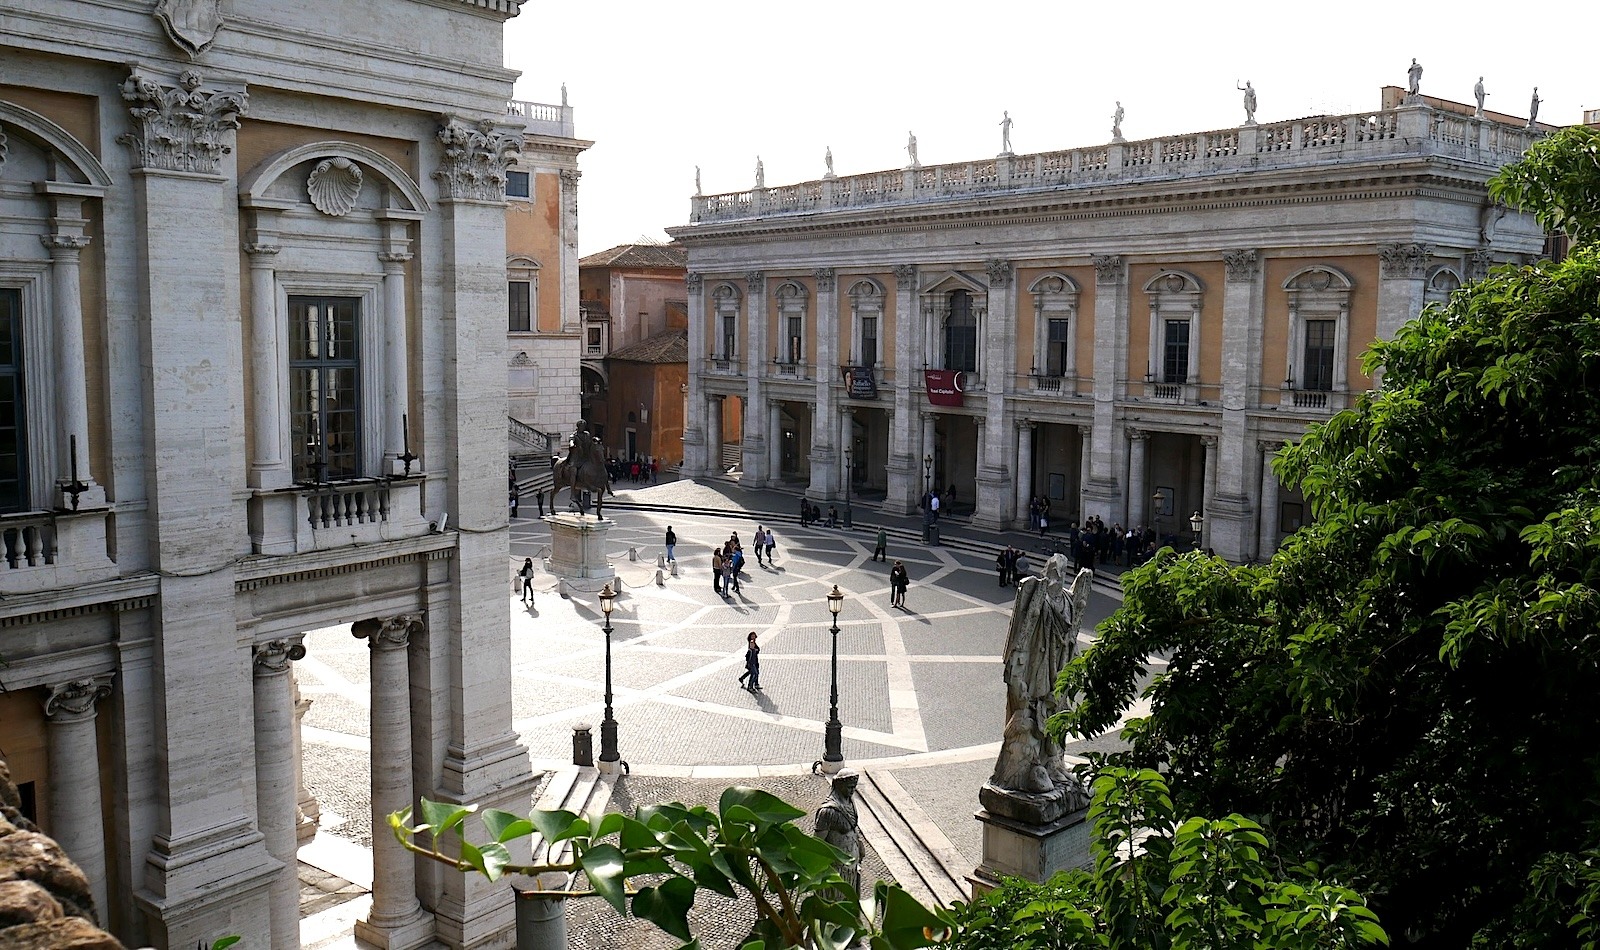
[[528, 766, 614, 864], [854, 770, 970, 910]]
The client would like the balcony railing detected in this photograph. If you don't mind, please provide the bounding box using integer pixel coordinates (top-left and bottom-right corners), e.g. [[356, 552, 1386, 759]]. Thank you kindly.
[[772, 360, 811, 379], [307, 482, 389, 531], [1017, 373, 1087, 397], [709, 356, 741, 375], [1275, 386, 1347, 411], [688, 106, 1539, 225], [1, 513, 56, 570], [251, 477, 431, 555], [506, 99, 576, 139]]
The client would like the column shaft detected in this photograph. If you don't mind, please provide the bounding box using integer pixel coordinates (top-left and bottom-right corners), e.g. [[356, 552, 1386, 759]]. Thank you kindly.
[[1013, 423, 1034, 528], [382, 254, 412, 469], [1258, 447, 1282, 558], [767, 400, 782, 485], [253, 642, 301, 949], [1127, 431, 1148, 529], [246, 244, 286, 486], [44, 237, 94, 493], [43, 677, 113, 920], [1202, 437, 1219, 549]]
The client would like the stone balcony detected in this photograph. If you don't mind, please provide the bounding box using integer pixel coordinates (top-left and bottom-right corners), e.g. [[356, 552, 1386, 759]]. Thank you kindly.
[[506, 99, 576, 139], [249, 477, 431, 555], [0, 507, 117, 595], [689, 105, 1540, 225]]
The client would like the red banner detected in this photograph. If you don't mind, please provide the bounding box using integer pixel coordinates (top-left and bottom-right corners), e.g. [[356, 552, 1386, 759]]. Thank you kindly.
[[923, 370, 965, 407]]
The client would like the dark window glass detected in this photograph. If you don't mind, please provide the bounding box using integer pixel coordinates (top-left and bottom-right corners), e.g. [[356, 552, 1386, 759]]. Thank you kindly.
[[944, 291, 977, 373], [721, 313, 737, 358], [1302, 319, 1335, 391], [861, 316, 877, 368], [506, 171, 531, 198], [1046, 318, 1070, 376], [508, 281, 532, 332], [786, 316, 802, 363], [0, 289, 25, 512], [1162, 320, 1190, 384], [289, 296, 361, 482]]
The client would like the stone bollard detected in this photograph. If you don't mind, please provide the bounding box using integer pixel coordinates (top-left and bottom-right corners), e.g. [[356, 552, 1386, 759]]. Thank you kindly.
[[628, 547, 638, 562], [655, 569, 664, 586], [670, 559, 679, 577], [656, 552, 666, 569], [572, 723, 594, 767]]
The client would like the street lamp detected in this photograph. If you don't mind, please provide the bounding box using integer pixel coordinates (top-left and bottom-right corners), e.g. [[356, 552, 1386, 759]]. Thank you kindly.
[[1152, 490, 1165, 542], [842, 448, 854, 529], [814, 584, 846, 774], [1189, 511, 1205, 551], [597, 583, 626, 772], [923, 454, 933, 495]]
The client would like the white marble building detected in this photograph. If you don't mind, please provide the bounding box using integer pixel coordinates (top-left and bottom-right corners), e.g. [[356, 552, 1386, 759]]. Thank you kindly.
[[670, 93, 1546, 561], [0, 1, 536, 946]]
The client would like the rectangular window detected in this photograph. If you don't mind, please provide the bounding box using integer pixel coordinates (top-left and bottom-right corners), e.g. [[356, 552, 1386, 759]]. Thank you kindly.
[[860, 317, 877, 368], [506, 170, 530, 198], [1162, 320, 1189, 384], [587, 327, 602, 355], [289, 295, 361, 483], [1302, 319, 1335, 391], [944, 292, 977, 373], [1046, 318, 1070, 376], [0, 289, 25, 512], [721, 313, 737, 359], [786, 315, 803, 364], [508, 281, 532, 332]]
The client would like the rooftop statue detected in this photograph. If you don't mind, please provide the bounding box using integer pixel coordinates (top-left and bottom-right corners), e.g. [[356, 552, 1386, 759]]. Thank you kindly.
[[1407, 58, 1423, 98], [1528, 87, 1541, 128], [999, 111, 1013, 154], [755, 156, 764, 189], [824, 146, 834, 178], [1238, 80, 1257, 124], [906, 131, 919, 168], [1474, 77, 1487, 117], [1111, 102, 1124, 141]]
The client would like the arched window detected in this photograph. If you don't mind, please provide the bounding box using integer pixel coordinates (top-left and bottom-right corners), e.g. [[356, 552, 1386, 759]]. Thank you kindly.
[[1282, 265, 1353, 404], [1142, 271, 1204, 401], [847, 279, 884, 369], [1029, 273, 1080, 379], [945, 290, 977, 373], [775, 281, 808, 371], [711, 283, 741, 364]]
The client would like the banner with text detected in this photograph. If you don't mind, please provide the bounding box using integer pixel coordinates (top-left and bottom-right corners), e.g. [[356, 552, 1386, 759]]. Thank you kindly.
[[923, 370, 965, 407], [844, 365, 878, 399]]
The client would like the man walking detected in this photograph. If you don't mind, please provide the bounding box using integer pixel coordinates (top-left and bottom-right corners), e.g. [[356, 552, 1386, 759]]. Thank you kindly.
[[518, 557, 535, 604], [665, 525, 677, 562], [753, 526, 767, 567], [889, 560, 909, 609], [873, 527, 887, 562]]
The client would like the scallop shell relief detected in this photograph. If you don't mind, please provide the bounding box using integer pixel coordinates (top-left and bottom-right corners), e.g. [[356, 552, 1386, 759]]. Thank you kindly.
[[307, 157, 363, 216]]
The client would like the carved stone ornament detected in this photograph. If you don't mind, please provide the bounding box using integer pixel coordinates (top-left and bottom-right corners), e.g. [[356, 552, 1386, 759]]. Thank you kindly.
[[892, 264, 917, 283], [510, 351, 532, 367], [0, 124, 7, 177], [253, 638, 307, 675], [433, 117, 523, 202], [40, 234, 93, 255], [1223, 249, 1260, 282], [1466, 249, 1494, 280], [745, 271, 766, 294], [685, 272, 703, 293], [1379, 242, 1433, 279], [306, 157, 364, 216], [813, 267, 836, 292], [1092, 254, 1125, 284], [117, 69, 247, 175], [985, 260, 1013, 288], [352, 613, 423, 650], [154, 0, 225, 58], [42, 675, 115, 722]]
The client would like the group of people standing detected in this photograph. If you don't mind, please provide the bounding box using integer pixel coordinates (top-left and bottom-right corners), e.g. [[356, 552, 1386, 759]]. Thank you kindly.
[[606, 455, 660, 485], [709, 525, 779, 597], [1026, 495, 1054, 534], [995, 545, 1028, 587]]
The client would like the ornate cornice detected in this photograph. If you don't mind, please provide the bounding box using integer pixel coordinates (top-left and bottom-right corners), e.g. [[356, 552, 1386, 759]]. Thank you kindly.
[[1092, 254, 1125, 284], [352, 613, 423, 651], [42, 675, 115, 722], [1379, 242, 1433, 279], [117, 69, 247, 175], [984, 260, 1013, 288], [813, 267, 836, 292], [253, 638, 306, 675], [434, 117, 522, 202], [1223, 248, 1259, 282]]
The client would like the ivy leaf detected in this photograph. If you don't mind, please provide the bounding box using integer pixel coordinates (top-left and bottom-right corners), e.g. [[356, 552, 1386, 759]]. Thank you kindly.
[[631, 876, 696, 941], [416, 798, 475, 837], [581, 842, 628, 914], [481, 808, 533, 845]]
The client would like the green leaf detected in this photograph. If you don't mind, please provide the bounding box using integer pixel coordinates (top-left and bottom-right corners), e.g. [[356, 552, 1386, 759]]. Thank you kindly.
[[478, 841, 512, 882], [210, 938, 242, 950], [876, 883, 944, 949], [481, 808, 534, 845], [580, 842, 628, 914], [631, 876, 696, 941], [620, 815, 660, 850], [594, 812, 625, 840], [416, 798, 475, 837], [718, 786, 805, 828], [528, 808, 580, 844]]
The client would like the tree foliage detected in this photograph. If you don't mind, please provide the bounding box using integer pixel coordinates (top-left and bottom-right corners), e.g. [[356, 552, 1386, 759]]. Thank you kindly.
[[1051, 133, 1600, 946]]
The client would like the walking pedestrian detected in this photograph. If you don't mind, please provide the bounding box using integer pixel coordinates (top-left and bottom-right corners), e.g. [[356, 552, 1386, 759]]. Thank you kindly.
[[712, 549, 724, 595], [753, 526, 767, 566], [889, 560, 909, 608], [738, 630, 762, 690], [518, 557, 535, 604], [665, 526, 677, 562], [873, 526, 887, 562], [723, 542, 740, 594], [764, 527, 777, 563]]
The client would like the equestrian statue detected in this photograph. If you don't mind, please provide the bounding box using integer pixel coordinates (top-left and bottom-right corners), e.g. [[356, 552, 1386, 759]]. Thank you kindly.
[[551, 420, 611, 518]]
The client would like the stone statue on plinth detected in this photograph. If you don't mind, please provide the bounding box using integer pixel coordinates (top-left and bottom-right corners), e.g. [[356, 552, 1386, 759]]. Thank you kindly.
[[1406, 58, 1423, 100], [814, 769, 862, 895], [552, 420, 610, 518], [980, 555, 1094, 825], [1110, 102, 1124, 142], [1474, 77, 1487, 118], [1528, 87, 1541, 129], [1238, 80, 1257, 124], [999, 111, 1013, 154], [906, 131, 919, 168], [755, 156, 765, 189], [824, 146, 835, 178]]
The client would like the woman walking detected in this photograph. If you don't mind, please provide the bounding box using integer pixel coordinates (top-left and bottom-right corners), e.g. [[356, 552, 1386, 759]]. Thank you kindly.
[[518, 558, 535, 604], [890, 560, 909, 609], [737, 630, 762, 691]]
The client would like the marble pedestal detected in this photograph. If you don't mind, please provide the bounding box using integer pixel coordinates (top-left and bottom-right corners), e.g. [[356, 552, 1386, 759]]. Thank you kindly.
[[545, 513, 617, 592], [968, 805, 1092, 897]]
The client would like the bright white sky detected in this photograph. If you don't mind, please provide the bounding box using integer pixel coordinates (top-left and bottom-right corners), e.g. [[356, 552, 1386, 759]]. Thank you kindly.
[[505, 1, 1593, 257]]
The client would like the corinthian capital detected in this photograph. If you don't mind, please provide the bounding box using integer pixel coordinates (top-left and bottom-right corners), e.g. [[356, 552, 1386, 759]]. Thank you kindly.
[[433, 117, 523, 202], [985, 260, 1013, 288], [1223, 249, 1259, 282], [1092, 254, 1125, 284], [813, 267, 836, 292], [42, 675, 116, 722], [746, 271, 766, 294], [117, 68, 247, 175], [1379, 242, 1433, 279]]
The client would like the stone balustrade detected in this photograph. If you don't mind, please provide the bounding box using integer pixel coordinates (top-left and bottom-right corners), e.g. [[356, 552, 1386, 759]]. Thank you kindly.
[[0, 513, 57, 570], [506, 99, 575, 139], [689, 106, 1540, 224]]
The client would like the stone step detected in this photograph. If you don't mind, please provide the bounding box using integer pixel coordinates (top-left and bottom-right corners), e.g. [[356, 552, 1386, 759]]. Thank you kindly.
[[529, 766, 614, 866], [855, 769, 969, 910]]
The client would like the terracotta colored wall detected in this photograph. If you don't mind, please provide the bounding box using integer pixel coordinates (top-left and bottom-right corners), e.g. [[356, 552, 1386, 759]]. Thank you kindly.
[[0, 86, 99, 157], [0, 694, 47, 832], [235, 120, 417, 185], [1343, 255, 1381, 389], [504, 171, 563, 331]]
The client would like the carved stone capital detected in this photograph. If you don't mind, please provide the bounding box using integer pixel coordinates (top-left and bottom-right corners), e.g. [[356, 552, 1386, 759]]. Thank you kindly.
[[1201, 435, 1219, 449], [1092, 254, 1125, 284], [433, 117, 523, 202], [892, 264, 916, 283], [1223, 249, 1259, 282], [745, 271, 766, 294], [559, 169, 581, 191], [985, 259, 1013, 288], [1466, 248, 1494, 280], [685, 272, 703, 294], [253, 638, 307, 676], [42, 675, 115, 723], [40, 234, 92, 255], [1379, 242, 1433, 279], [242, 242, 281, 257], [1127, 427, 1148, 442], [1017, 419, 1035, 432], [352, 613, 423, 651], [117, 68, 247, 175], [1260, 439, 1285, 455], [378, 251, 413, 267], [813, 267, 835, 292]]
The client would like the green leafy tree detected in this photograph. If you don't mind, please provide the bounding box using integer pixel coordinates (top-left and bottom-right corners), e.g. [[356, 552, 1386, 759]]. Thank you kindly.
[[1052, 128, 1600, 946]]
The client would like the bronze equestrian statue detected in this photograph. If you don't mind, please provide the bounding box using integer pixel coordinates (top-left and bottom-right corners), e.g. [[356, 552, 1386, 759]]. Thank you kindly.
[[551, 421, 611, 517]]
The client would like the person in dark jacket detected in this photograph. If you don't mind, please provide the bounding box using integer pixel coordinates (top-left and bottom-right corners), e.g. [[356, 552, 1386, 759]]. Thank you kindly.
[[738, 630, 762, 690]]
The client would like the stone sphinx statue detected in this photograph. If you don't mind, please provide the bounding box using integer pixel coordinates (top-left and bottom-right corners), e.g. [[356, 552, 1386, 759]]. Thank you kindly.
[[551, 420, 610, 517], [981, 554, 1094, 824]]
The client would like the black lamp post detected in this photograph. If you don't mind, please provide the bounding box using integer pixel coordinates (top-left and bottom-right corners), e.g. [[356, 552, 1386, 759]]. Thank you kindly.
[[923, 453, 933, 495], [815, 584, 846, 774], [597, 583, 626, 771], [1152, 490, 1165, 542], [1189, 510, 1205, 551], [842, 448, 854, 529]]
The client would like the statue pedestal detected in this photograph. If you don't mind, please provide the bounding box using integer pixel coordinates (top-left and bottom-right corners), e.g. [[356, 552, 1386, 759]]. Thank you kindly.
[[969, 805, 1091, 897], [544, 513, 616, 592]]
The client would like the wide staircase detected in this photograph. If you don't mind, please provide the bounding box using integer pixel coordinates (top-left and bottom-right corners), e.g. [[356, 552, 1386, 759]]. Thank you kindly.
[[510, 417, 559, 498], [854, 770, 970, 909]]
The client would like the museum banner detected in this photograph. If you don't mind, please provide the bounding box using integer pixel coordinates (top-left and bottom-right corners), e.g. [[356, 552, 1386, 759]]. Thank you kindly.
[[924, 370, 965, 407], [844, 365, 878, 399]]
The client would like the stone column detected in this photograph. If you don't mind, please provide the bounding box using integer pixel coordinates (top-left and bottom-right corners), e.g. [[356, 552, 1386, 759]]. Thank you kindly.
[[742, 272, 768, 482], [837, 407, 851, 495], [1127, 429, 1149, 530], [767, 400, 782, 486], [683, 273, 707, 476], [1201, 435, 1219, 549], [244, 239, 287, 488], [380, 249, 414, 473], [707, 397, 723, 474], [1208, 250, 1263, 562], [292, 677, 320, 844], [41, 228, 104, 507], [1078, 425, 1093, 523], [885, 264, 921, 513], [1258, 442, 1283, 559], [253, 639, 305, 950], [808, 268, 839, 499], [973, 261, 1015, 530], [354, 615, 433, 949], [42, 676, 115, 919], [1084, 256, 1126, 521], [1013, 421, 1035, 529]]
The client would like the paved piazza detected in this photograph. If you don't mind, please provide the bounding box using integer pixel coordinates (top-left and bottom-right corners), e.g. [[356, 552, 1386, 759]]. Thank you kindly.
[[296, 483, 1123, 876]]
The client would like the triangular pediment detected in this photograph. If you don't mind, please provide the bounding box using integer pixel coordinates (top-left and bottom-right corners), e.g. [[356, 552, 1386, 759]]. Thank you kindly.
[[919, 270, 987, 296]]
